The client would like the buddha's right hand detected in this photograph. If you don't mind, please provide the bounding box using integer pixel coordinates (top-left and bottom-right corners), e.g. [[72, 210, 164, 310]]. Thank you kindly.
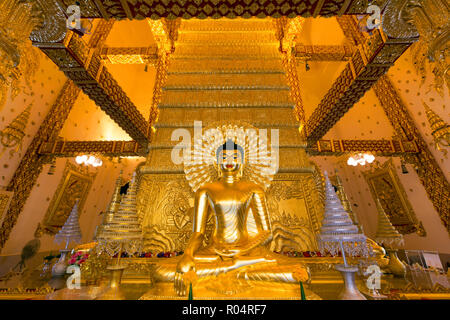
[[174, 255, 196, 296]]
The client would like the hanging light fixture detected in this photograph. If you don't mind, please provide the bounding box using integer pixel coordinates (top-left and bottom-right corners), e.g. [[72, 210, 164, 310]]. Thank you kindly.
[[401, 159, 409, 174], [48, 157, 56, 175], [75, 155, 103, 167], [347, 153, 375, 167]]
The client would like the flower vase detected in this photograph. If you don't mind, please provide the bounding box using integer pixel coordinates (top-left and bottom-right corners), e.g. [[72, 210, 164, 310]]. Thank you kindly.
[[335, 264, 367, 300], [49, 249, 71, 289]]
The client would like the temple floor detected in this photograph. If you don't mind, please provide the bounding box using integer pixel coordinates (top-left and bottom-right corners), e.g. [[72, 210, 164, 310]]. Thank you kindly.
[[1, 253, 449, 300], [140, 281, 322, 300]]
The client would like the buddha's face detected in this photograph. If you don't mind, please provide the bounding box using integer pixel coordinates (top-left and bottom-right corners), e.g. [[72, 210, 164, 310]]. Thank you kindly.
[[218, 150, 243, 174]]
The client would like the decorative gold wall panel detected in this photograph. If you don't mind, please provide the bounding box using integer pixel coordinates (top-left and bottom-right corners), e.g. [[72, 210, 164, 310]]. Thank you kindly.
[[136, 171, 324, 253], [137, 173, 197, 252], [267, 172, 324, 252], [362, 159, 422, 235], [43, 161, 96, 234]]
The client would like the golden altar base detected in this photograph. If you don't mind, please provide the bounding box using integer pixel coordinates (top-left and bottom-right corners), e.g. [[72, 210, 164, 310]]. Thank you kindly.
[[140, 280, 321, 300]]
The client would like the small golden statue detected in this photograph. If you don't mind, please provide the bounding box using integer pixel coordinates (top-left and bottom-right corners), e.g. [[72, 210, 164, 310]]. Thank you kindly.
[[149, 123, 310, 298]]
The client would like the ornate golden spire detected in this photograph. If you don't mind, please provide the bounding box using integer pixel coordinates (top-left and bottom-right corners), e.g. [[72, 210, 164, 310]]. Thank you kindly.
[[0, 103, 32, 157], [332, 170, 363, 233], [374, 199, 404, 247], [96, 172, 143, 257], [423, 102, 450, 157], [54, 200, 82, 249], [95, 170, 123, 239], [317, 172, 368, 262]]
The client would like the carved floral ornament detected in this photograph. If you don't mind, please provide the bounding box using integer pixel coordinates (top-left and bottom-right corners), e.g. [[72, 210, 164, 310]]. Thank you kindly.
[[0, 0, 40, 110]]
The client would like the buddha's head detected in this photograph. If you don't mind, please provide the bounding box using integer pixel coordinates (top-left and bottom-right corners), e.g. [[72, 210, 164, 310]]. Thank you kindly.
[[216, 139, 244, 177]]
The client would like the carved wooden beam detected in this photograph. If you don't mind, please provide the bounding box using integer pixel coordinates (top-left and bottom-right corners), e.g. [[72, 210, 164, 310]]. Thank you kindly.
[[307, 139, 419, 156], [33, 31, 149, 146], [37, 138, 419, 158], [53, 0, 381, 19], [38, 140, 147, 157], [305, 9, 419, 144], [99, 46, 158, 65], [295, 44, 355, 61], [336, 15, 368, 46]]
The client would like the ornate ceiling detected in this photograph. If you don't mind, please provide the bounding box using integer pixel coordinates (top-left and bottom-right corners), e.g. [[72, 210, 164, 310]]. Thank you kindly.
[[24, 0, 420, 156]]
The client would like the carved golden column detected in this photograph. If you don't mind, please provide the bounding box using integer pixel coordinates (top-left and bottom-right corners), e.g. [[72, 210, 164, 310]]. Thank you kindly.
[[273, 17, 307, 139], [146, 18, 180, 135]]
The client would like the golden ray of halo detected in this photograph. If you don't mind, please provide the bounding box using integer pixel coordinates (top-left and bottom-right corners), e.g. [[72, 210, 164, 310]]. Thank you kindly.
[[183, 121, 278, 192]]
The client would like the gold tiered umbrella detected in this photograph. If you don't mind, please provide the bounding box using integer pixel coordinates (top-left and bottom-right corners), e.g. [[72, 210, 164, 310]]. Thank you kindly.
[[54, 200, 82, 249], [423, 102, 450, 157], [317, 172, 369, 262], [332, 170, 363, 233], [50, 200, 82, 289], [374, 199, 404, 247], [374, 198, 406, 277], [96, 171, 143, 259], [95, 172, 143, 299], [316, 171, 369, 300]]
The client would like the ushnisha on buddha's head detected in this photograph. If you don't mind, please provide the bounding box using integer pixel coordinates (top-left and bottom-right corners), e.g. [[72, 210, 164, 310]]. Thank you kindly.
[[215, 139, 245, 176]]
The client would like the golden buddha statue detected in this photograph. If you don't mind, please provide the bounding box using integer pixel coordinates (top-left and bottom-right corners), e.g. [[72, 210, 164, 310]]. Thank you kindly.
[[150, 132, 310, 297]]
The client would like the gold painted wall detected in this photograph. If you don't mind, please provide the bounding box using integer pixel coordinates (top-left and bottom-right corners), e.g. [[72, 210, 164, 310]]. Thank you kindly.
[[137, 170, 324, 253], [0, 17, 448, 258], [387, 48, 450, 180], [0, 49, 67, 186]]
